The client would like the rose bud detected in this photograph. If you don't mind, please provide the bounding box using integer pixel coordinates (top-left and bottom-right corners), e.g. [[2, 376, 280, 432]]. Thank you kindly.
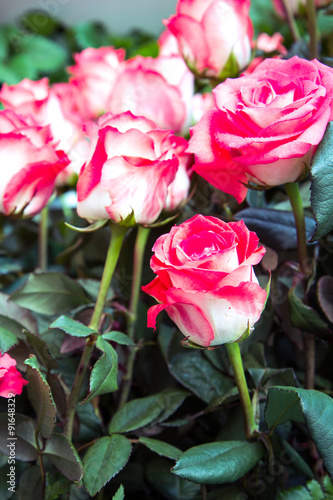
[[164, 0, 253, 79], [0, 351, 28, 398], [142, 215, 267, 347], [188, 56, 333, 203], [76, 111, 190, 225]]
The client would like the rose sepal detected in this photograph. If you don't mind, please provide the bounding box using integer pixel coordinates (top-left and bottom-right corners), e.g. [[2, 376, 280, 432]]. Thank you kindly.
[[142, 212, 179, 229], [180, 336, 220, 350], [65, 219, 109, 233]]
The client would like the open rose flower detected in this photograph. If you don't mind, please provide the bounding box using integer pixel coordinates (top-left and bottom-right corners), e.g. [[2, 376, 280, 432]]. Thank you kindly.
[[188, 56, 333, 202], [77, 111, 189, 225], [142, 215, 267, 347], [107, 54, 194, 134], [68, 46, 125, 119], [0, 78, 86, 180], [0, 110, 69, 216], [164, 0, 253, 78], [0, 351, 28, 398]]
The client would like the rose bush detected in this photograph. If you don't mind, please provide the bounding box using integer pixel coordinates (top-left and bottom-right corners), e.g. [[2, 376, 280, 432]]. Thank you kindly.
[[77, 111, 191, 225], [0, 351, 28, 398], [142, 215, 267, 347], [188, 56, 333, 202], [164, 0, 253, 78], [0, 110, 69, 216]]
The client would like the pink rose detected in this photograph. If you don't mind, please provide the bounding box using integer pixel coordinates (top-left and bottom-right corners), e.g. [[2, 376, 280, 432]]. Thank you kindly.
[[164, 0, 253, 78], [142, 215, 267, 347], [107, 54, 194, 134], [188, 56, 333, 203], [0, 109, 69, 216], [68, 46, 125, 119], [0, 351, 28, 398], [77, 111, 188, 225], [0, 78, 85, 178]]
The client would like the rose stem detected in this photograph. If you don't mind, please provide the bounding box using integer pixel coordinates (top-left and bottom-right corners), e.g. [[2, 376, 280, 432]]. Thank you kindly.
[[118, 225, 150, 410], [306, 0, 319, 59], [281, 0, 301, 42], [284, 182, 315, 390], [225, 342, 258, 439], [64, 223, 128, 440], [38, 205, 49, 271]]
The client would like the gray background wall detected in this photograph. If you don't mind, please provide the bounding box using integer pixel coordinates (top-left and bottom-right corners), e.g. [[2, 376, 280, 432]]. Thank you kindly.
[[0, 0, 178, 35]]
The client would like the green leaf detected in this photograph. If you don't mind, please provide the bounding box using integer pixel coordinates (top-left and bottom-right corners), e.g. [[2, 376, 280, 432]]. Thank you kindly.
[[72, 21, 111, 48], [109, 388, 188, 434], [277, 480, 326, 500], [83, 435, 132, 497], [280, 439, 314, 479], [84, 336, 118, 403], [102, 331, 136, 346], [11, 272, 90, 315], [139, 437, 182, 460], [172, 440, 264, 484], [0, 28, 9, 61], [168, 351, 234, 404], [146, 457, 201, 499], [43, 433, 84, 482], [310, 122, 333, 241], [16, 466, 42, 500], [317, 275, 333, 323], [49, 315, 97, 337], [288, 288, 331, 336], [20, 11, 59, 37], [0, 327, 18, 353], [112, 484, 124, 500], [0, 413, 38, 461], [20, 35, 67, 72], [25, 331, 58, 370], [265, 386, 333, 480], [24, 355, 56, 439]]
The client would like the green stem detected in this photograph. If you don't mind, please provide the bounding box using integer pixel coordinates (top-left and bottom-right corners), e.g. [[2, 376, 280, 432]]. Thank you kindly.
[[281, 0, 301, 41], [306, 0, 319, 59], [225, 342, 257, 439], [38, 205, 49, 271], [64, 223, 128, 440], [284, 182, 308, 274], [285, 182, 315, 390], [118, 226, 150, 410]]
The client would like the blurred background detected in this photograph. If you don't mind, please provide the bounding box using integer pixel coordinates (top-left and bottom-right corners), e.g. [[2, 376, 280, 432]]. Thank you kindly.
[[0, 0, 178, 35]]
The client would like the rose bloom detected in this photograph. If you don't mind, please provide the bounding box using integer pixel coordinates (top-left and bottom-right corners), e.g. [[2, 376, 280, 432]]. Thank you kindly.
[[0, 351, 28, 398], [142, 215, 267, 347], [188, 56, 333, 203], [107, 54, 194, 134], [0, 110, 69, 216], [68, 46, 125, 119], [0, 78, 85, 180], [164, 0, 253, 78], [77, 111, 191, 225]]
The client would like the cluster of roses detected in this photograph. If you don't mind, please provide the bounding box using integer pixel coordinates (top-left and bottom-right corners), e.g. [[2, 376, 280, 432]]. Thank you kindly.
[[2, 0, 333, 396]]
